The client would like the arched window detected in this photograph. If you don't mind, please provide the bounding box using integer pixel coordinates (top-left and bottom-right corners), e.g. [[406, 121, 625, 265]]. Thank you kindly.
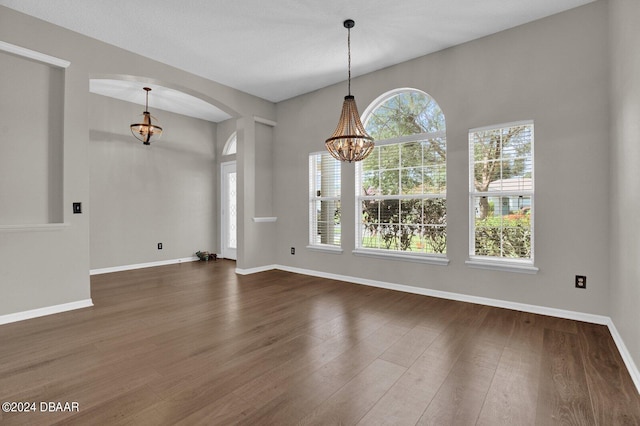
[[222, 132, 237, 156], [355, 89, 447, 259]]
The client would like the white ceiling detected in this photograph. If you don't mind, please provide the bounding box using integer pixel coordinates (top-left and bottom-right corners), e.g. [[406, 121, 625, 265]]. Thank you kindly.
[[90, 79, 232, 123], [1, 0, 595, 103]]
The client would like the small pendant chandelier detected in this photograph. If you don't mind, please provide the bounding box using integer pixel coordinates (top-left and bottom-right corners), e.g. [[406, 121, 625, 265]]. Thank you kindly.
[[325, 19, 374, 163], [130, 87, 163, 145]]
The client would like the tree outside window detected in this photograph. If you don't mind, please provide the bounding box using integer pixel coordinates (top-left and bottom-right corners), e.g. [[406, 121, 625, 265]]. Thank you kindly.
[[469, 122, 534, 261], [357, 89, 446, 255]]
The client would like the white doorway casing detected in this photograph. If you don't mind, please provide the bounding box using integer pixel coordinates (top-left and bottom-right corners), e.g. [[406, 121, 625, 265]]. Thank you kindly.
[[221, 161, 237, 260]]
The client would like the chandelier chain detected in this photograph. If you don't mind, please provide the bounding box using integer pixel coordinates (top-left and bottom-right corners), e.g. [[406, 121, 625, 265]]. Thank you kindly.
[[324, 18, 374, 162], [347, 26, 351, 96]]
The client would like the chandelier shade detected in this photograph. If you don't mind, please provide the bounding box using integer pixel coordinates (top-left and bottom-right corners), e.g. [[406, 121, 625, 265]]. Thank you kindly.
[[325, 19, 374, 162], [130, 87, 163, 145], [325, 95, 374, 162]]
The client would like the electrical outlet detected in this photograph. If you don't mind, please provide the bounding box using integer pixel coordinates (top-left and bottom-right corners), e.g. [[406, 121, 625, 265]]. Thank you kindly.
[[291, 247, 295, 255], [575, 275, 586, 289], [158, 243, 163, 250]]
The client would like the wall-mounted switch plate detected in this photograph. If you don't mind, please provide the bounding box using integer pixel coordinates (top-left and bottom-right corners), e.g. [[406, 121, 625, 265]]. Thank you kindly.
[[73, 202, 82, 214], [158, 243, 163, 250]]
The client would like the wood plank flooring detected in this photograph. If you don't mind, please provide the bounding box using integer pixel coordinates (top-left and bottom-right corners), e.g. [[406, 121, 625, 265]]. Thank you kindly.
[[0, 260, 638, 425]]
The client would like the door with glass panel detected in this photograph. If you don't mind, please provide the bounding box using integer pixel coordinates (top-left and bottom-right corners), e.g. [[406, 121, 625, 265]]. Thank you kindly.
[[221, 161, 237, 260]]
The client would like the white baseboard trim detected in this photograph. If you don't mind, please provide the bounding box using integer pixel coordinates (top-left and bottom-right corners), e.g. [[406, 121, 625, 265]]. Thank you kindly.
[[605, 319, 640, 393], [0, 299, 93, 325], [242, 263, 639, 394], [276, 264, 609, 324], [90, 257, 199, 275], [235, 264, 277, 275]]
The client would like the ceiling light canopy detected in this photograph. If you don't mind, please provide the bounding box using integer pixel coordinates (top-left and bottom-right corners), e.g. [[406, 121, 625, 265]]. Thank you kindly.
[[130, 87, 163, 145], [325, 19, 374, 163]]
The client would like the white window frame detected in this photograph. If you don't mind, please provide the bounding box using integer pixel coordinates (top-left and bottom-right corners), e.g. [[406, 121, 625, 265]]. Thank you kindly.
[[222, 132, 237, 156], [353, 89, 449, 265], [466, 120, 538, 274], [308, 151, 342, 253]]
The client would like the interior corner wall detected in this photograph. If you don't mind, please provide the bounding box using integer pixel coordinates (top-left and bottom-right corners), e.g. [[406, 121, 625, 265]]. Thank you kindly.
[[0, 11, 92, 317], [609, 0, 640, 375], [274, 1, 610, 315], [0, 5, 275, 318], [89, 94, 217, 269], [249, 122, 276, 267], [236, 119, 277, 270]]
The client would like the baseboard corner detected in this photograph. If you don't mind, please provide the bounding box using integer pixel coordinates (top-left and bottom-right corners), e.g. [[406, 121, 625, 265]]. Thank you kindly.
[[0, 299, 93, 325]]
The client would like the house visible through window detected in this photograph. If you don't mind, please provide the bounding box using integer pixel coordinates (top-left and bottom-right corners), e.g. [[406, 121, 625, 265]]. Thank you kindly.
[[469, 121, 534, 264], [309, 152, 341, 248], [356, 89, 447, 258]]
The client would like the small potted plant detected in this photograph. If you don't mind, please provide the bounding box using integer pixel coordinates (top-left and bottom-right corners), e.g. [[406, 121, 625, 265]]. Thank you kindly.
[[195, 250, 216, 261]]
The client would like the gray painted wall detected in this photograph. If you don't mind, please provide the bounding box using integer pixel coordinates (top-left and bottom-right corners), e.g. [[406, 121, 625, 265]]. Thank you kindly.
[[0, 51, 64, 225], [255, 122, 274, 219], [0, 5, 275, 317], [1, 0, 637, 376], [236, 118, 277, 269], [89, 94, 217, 269], [274, 2, 610, 315], [610, 0, 640, 377]]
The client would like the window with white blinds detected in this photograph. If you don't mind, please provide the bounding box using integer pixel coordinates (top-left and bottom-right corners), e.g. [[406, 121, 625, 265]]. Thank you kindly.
[[356, 89, 447, 257], [469, 121, 534, 263], [309, 152, 341, 247]]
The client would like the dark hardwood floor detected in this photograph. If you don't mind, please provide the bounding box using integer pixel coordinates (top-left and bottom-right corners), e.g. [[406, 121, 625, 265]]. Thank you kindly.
[[0, 260, 638, 425]]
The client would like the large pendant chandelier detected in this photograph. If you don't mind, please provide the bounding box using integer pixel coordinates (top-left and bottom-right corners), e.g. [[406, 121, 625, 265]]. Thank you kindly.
[[325, 19, 374, 163], [130, 87, 163, 145]]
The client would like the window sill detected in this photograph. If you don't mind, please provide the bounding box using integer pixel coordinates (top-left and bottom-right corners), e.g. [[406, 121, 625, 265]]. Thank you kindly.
[[352, 249, 449, 265], [253, 217, 277, 223], [0, 223, 70, 233], [306, 245, 343, 254], [465, 258, 538, 274]]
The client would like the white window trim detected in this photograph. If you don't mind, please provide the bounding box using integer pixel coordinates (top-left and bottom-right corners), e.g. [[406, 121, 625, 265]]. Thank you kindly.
[[354, 183, 448, 260], [468, 120, 535, 271], [356, 89, 447, 260], [309, 151, 341, 249], [465, 258, 539, 274], [306, 245, 344, 254], [469, 120, 534, 133], [368, 130, 446, 148], [353, 248, 449, 265], [359, 193, 446, 202], [222, 132, 237, 156]]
